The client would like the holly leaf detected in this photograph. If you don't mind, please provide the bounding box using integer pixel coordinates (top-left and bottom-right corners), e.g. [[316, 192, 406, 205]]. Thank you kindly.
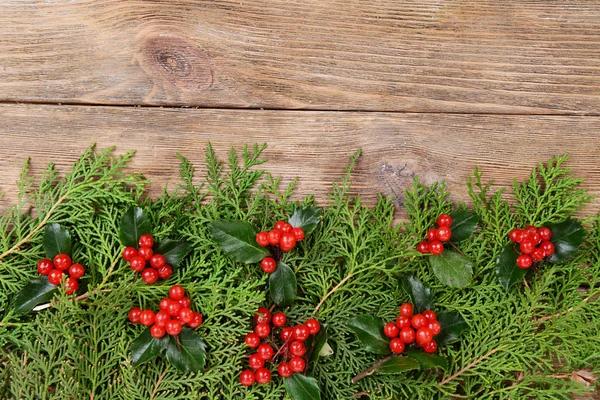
[[348, 315, 389, 355], [495, 243, 527, 292], [269, 261, 297, 307], [547, 218, 586, 263], [119, 206, 152, 248], [154, 239, 192, 268], [165, 328, 207, 374], [131, 328, 169, 366], [436, 311, 469, 345], [429, 250, 473, 288], [13, 277, 58, 314], [310, 327, 334, 363], [400, 276, 433, 314], [43, 223, 72, 259], [406, 349, 448, 370], [284, 373, 321, 400], [376, 356, 420, 374], [209, 220, 269, 264], [449, 210, 479, 243], [288, 206, 321, 235]]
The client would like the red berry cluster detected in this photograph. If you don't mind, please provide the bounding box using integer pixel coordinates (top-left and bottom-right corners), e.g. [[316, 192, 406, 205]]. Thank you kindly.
[[37, 254, 85, 294], [509, 226, 555, 269], [128, 285, 202, 338], [122, 234, 172, 284], [384, 303, 441, 354], [255, 221, 305, 274], [417, 214, 453, 256], [239, 307, 320, 386]]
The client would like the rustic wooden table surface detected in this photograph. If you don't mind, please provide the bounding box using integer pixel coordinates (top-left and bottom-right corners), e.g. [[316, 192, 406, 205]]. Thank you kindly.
[[0, 1, 599, 223]]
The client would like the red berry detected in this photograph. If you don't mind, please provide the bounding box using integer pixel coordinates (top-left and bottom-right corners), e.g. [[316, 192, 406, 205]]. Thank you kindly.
[[128, 307, 142, 323], [267, 229, 282, 246], [258, 343, 274, 360], [159, 298, 172, 311], [293, 324, 310, 341], [525, 225, 538, 235], [423, 339, 438, 354], [249, 353, 265, 370], [150, 324, 166, 339], [138, 246, 153, 261], [47, 269, 63, 285], [289, 340, 306, 357], [260, 257, 277, 274], [529, 232, 541, 245], [141, 268, 158, 284], [437, 226, 452, 242], [532, 247, 545, 262], [437, 214, 453, 228], [53, 254, 71, 271], [429, 240, 444, 255], [541, 240, 555, 257], [417, 241, 430, 254], [389, 338, 405, 354], [277, 362, 293, 378], [37, 258, 53, 275], [245, 333, 261, 348], [139, 310, 156, 326], [167, 300, 181, 317], [411, 314, 427, 329], [65, 277, 79, 294], [155, 310, 170, 327], [122, 247, 138, 262], [166, 319, 182, 336], [280, 327, 294, 342], [169, 285, 185, 301], [416, 327, 433, 347], [422, 310, 436, 321], [157, 264, 172, 280], [289, 357, 306, 373], [256, 231, 269, 247], [255, 323, 270, 338], [272, 312, 287, 327], [239, 370, 255, 386], [188, 312, 203, 329], [138, 234, 154, 248], [428, 320, 442, 336], [68, 263, 85, 279], [178, 296, 191, 308], [519, 240, 535, 255], [384, 322, 399, 338], [305, 318, 320, 335], [255, 368, 271, 384], [538, 227, 552, 241], [427, 228, 439, 242], [129, 256, 146, 272], [396, 315, 411, 329], [254, 307, 272, 324], [516, 254, 533, 269], [274, 220, 287, 230], [149, 254, 166, 269], [509, 229, 523, 243], [179, 307, 193, 325], [399, 327, 415, 343], [399, 303, 414, 318], [292, 227, 305, 241], [280, 223, 293, 234], [280, 234, 297, 252]]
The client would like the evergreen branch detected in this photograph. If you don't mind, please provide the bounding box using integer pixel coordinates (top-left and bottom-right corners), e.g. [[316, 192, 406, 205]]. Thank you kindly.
[[536, 293, 599, 323], [439, 346, 506, 386], [351, 354, 395, 383]]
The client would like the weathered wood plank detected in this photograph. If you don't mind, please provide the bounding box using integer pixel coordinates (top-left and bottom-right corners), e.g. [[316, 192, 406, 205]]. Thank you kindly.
[[0, 1, 599, 113], [1, 104, 599, 221]]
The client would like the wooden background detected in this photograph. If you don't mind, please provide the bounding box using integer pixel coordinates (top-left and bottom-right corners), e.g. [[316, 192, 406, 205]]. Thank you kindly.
[[0, 0, 599, 221]]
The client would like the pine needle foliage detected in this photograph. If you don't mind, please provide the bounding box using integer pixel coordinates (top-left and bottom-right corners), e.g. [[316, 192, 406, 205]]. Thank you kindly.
[[0, 145, 598, 399]]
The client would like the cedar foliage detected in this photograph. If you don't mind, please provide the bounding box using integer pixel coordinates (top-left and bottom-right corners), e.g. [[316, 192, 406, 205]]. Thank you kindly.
[[0, 145, 598, 399]]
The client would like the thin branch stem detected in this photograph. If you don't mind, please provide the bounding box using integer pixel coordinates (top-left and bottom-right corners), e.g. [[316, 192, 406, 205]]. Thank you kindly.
[[313, 273, 354, 315], [351, 354, 395, 384], [150, 370, 168, 400], [439, 346, 505, 386], [536, 293, 598, 323]]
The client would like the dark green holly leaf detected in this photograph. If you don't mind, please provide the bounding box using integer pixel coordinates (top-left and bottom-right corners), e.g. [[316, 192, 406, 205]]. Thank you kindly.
[[449, 210, 479, 243], [154, 239, 192, 268], [436, 311, 469, 345], [165, 327, 207, 374], [400, 276, 433, 314], [310, 327, 333, 363], [209, 220, 269, 264], [288, 206, 322, 235], [119, 206, 152, 248], [547, 218, 586, 263], [284, 373, 321, 400], [348, 315, 389, 355], [429, 250, 473, 289], [406, 349, 448, 370], [376, 356, 420, 374], [495, 243, 527, 291], [131, 328, 169, 366], [13, 277, 58, 314], [43, 223, 72, 259], [269, 261, 297, 307]]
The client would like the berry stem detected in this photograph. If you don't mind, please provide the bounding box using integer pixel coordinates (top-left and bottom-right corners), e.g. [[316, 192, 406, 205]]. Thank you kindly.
[[438, 346, 506, 386], [448, 241, 464, 255], [351, 354, 396, 384]]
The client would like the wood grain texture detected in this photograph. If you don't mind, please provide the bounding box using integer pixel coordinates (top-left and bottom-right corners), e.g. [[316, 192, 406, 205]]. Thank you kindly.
[[1, 104, 599, 221], [1, 1, 600, 113]]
